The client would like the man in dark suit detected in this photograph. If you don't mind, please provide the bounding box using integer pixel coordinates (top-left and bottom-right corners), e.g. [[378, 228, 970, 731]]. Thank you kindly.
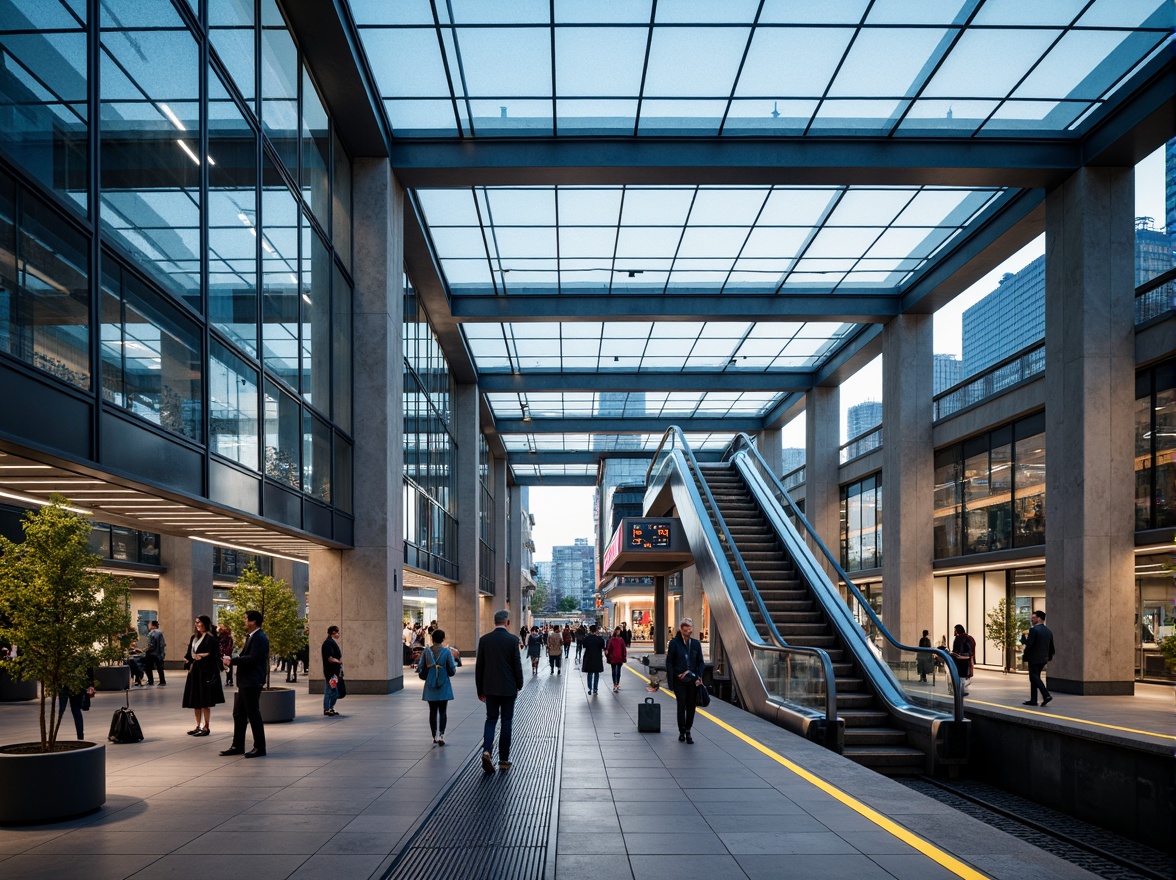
[[220, 609, 269, 757], [665, 617, 705, 743], [475, 609, 524, 773], [1021, 609, 1055, 707]]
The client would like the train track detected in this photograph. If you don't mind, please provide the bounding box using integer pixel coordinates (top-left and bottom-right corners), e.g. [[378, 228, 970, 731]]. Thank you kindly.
[[900, 777, 1174, 880]]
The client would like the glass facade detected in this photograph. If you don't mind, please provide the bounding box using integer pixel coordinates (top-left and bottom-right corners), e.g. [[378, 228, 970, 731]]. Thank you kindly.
[[932, 566, 1045, 671], [1134, 359, 1176, 531], [403, 277, 458, 580], [478, 434, 495, 596], [840, 474, 881, 572], [0, 0, 354, 542], [934, 412, 1045, 559]]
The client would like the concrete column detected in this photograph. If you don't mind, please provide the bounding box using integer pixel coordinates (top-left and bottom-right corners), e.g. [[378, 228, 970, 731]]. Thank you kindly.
[[308, 158, 404, 695], [158, 536, 213, 667], [440, 383, 482, 655], [1044, 166, 1135, 695], [881, 315, 935, 650], [681, 564, 704, 635], [756, 427, 783, 476], [507, 477, 523, 622], [492, 455, 510, 618], [272, 558, 308, 617], [804, 385, 840, 580]]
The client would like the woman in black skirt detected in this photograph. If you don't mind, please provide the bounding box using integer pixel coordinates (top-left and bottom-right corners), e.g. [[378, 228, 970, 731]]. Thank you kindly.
[[183, 614, 225, 736]]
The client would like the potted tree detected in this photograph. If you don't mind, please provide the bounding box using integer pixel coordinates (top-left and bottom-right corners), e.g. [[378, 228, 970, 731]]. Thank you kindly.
[[218, 563, 302, 722], [0, 497, 131, 823], [984, 599, 1031, 674]]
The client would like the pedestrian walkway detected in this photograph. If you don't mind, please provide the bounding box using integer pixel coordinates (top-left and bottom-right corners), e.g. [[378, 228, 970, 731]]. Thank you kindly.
[[0, 658, 1109, 879]]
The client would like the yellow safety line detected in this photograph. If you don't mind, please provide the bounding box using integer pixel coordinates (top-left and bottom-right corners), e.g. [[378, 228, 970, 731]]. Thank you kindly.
[[624, 665, 989, 880], [966, 699, 1176, 741]]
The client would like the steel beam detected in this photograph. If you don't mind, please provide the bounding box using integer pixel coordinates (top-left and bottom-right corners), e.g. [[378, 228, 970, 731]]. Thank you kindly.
[[451, 293, 898, 323], [479, 371, 816, 393], [507, 450, 725, 465], [493, 417, 760, 434], [508, 474, 598, 486]]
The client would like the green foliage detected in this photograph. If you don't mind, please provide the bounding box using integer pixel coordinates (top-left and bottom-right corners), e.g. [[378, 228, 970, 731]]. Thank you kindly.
[[528, 582, 549, 615], [217, 563, 301, 689], [984, 599, 1030, 673], [1160, 635, 1176, 674], [0, 497, 131, 750], [557, 595, 580, 613]]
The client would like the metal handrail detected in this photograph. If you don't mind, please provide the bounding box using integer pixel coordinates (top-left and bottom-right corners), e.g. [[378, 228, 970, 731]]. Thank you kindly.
[[725, 433, 964, 722], [649, 427, 839, 726]]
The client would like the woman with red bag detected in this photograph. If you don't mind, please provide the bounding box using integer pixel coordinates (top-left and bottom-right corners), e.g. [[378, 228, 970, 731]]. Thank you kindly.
[[606, 626, 627, 693]]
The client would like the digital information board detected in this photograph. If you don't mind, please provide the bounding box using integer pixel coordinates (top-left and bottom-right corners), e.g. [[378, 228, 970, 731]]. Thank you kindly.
[[602, 517, 691, 576]]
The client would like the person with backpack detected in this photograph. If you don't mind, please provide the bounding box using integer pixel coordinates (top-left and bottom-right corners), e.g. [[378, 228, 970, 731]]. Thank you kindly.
[[418, 628, 456, 745]]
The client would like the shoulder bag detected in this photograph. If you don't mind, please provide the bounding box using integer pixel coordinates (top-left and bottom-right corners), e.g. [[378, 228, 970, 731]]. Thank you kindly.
[[418, 648, 430, 681]]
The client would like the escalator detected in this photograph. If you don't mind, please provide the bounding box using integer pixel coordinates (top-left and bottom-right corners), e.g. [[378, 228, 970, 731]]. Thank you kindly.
[[646, 429, 968, 776]]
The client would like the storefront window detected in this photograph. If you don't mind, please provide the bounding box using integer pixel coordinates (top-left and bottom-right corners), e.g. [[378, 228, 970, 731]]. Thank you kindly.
[[0, 0, 88, 210], [840, 474, 881, 572], [0, 174, 90, 388], [1136, 552, 1175, 681], [1013, 429, 1046, 546], [1136, 361, 1176, 532], [933, 452, 961, 559], [101, 262, 203, 442]]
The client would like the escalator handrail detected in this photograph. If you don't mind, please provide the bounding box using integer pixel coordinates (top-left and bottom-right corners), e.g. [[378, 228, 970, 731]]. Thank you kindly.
[[724, 433, 964, 722], [650, 427, 838, 725]]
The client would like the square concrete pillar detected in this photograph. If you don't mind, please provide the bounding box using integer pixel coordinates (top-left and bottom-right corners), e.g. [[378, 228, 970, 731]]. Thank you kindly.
[[505, 471, 522, 621], [881, 314, 935, 648], [804, 385, 840, 580], [308, 158, 404, 695], [159, 535, 214, 666], [438, 383, 484, 655], [272, 558, 308, 616], [1044, 166, 1136, 695], [493, 455, 511, 616], [756, 428, 783, 477]]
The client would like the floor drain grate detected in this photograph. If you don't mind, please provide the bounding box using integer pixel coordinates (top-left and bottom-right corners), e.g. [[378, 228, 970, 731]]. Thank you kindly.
[[381, 671, 566, 880]]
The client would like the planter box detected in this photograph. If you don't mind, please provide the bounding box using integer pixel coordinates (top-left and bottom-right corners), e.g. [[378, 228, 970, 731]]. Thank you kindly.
[[94, 666, 131, 691], [234, 687, 296, 723], [0, 741, 105, 823], [0, 670, 37, 702]]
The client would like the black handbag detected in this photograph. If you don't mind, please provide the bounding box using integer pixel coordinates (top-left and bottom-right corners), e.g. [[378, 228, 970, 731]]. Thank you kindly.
[[335, 675, 347, 699], [696, 685, 711, 708]]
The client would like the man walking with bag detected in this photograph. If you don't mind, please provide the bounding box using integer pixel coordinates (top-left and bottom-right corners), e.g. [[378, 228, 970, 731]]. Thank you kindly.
[[665, 618, 704, 744], [1021, 610, 1055, 707], [476, 609, 524, 773]]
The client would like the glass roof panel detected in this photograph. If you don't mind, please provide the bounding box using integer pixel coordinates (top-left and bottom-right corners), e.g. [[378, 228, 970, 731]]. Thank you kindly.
[[557, 188, 624, 225], [555, 0, 653, 24], [734, 28, 853, 98], [921, 29, 1061, 99], [970, 0, 1086, 27], [643, 27, 749, 97], [866, 0, 969, 25], [827, 28, 952, 98], [364, 28, 450, 98], [620, 188, 695, 226], [555, 100, 639, 132], [555, 27, 648, 96], [456, 27, 552, 97], [1076, 0, 1170, 29], [687, 188, 768, 225]]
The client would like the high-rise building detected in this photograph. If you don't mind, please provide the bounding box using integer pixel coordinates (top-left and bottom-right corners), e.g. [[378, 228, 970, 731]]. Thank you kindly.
[[962, 256, 1046, 378], [551, 538, 596, 615], [933, 354, 962, 395], [846, 400, 882, 440], [781, 447, 805, 474], [1166, 137, 1175, 258], [1135, 217, 1172, 285]]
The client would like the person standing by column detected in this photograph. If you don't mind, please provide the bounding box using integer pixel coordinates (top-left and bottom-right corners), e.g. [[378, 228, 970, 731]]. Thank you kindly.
[[220, 610, 269, 758], [476, 609, 524, 773], [1021, 610, 1055, 707], [322, 625, 343, 717], [665, 618, 704, 744], [580, 624, 606, 695], [144, 619, 166, 686]]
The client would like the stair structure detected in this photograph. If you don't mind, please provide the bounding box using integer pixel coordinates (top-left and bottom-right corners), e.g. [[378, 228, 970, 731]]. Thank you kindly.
[[698, 463, 926, 775]]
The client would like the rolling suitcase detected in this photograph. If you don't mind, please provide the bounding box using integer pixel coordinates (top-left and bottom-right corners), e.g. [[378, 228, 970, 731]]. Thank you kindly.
[[637, 697, 661, 733]]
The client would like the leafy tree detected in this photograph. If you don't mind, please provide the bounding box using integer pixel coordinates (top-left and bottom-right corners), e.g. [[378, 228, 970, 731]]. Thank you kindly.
[[984, 599, 1030, 673], [0, 497, 131, 750], [557, 595, 580, 613], [217, 563, 301, 689], [529, 582, 549, 615]]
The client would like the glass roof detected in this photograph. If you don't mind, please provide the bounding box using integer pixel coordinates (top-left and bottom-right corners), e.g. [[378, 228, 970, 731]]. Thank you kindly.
[[416, 184, 1003, 294], [488, 391, 785, 420], [463, 319, 852, 372], [500, 432, 734, 453], [351, 0, 1173, 138]]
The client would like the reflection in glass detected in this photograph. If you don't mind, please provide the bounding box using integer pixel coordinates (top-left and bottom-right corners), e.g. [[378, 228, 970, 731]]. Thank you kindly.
[[302, 409, 330, 501], [209, 0, 256, 106], [260, 0, 298, 175], [263, 378, 299, 487], [261, 157, 299, 389], [1013, 432, 1045, 546], [332, 262, 351, 433], [331, 132, 351, 269], [0, 0, 88, 208], [99, 3, 201, 309], [208, 70, 258, 356], [301, 68, 329, 228], [209, 339, 259, 470], [101, 261, 203, 441], [334, 436, 351, 513], [0, 174, 90, 388], [300, 217, 330, 412]]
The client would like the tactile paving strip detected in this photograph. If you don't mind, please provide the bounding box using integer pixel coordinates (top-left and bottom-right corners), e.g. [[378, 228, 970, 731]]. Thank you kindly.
[[381, 670, 566, 880]]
